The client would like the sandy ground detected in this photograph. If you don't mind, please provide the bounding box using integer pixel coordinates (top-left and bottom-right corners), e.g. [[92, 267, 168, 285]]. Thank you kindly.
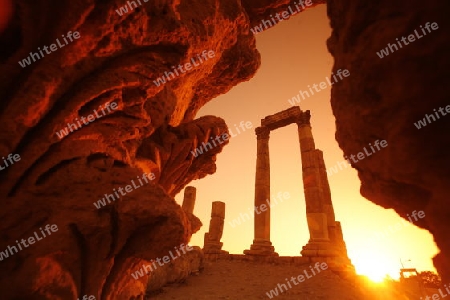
[[149, 259, 400, 300]]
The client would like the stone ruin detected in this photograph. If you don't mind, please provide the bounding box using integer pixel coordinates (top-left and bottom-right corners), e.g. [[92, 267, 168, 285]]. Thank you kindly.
[[201, 106, 353, 272], [180, 187, 228, 256], [1, 0, 448, 297], [203, 201, 228, 256]]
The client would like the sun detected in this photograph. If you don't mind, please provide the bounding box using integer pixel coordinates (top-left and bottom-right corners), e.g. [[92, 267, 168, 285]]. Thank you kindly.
[[352, 254, 395, 283], [364, 270, 387, 283], [354, 259, 388, 282]]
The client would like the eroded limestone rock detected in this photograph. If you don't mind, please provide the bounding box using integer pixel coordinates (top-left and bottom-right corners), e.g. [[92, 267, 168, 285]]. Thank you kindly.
[[327, 0, 450, 282], [0, 0, 261, 298]]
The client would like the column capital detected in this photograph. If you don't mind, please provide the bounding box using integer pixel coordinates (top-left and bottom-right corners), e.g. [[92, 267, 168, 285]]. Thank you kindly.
[[295, 110, 311, 126], [255, 126, 270, 139]]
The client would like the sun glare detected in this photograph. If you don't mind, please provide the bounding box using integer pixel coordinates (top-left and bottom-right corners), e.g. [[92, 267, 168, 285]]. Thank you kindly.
[[365, 271, 387, 283], [352, 252, 396, 283]]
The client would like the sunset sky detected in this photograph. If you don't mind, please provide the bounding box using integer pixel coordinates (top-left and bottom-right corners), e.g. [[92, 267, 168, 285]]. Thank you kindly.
[[175, 5, 439, 281]]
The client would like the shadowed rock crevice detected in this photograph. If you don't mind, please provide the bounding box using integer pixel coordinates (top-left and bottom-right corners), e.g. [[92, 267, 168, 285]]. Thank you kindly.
[[69, 223, 88, 297]]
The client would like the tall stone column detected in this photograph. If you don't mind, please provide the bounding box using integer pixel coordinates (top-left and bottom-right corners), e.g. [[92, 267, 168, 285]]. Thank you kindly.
[[244, 126, 277, 256], [297, 112, 328, 240], [296, 111, 334, 256], [296, 110, 353, 273], [181, 186, 196, 214], [315, 150, 338, 244]]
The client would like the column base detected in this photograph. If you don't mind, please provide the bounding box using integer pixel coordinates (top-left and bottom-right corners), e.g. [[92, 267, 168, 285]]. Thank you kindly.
[[244, 240, 278, 256], [203, 241, 226, 254], [301, 240, 355, 275], [301, 240, 336, 257]]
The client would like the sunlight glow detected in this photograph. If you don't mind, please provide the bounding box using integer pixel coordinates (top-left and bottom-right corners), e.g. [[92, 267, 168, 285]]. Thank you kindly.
[[352, 252, 395, 283], [177, 6, 439, 282], [358, 265, 388, 283]]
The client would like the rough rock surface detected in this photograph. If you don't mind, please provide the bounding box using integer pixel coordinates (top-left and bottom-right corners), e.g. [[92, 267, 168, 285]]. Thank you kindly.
[[0, 0, 262, 298], [1, 0, 448, 298], [327, 0, 450, 282], [0, 0, 324, 298], [146, 246, 203, 294]]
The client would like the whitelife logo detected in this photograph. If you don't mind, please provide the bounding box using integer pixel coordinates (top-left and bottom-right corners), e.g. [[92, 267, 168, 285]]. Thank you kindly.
[[228, 192, 291, 228], [364, 210, 426, 245], [131, 243, 193, 279], [153, 50, 215, 87], [18, 31, 81, 68], [0, 153, 20, 171], [414, 104, 450, 129], [421, 283, 450, 300], [250, 0, 313, 35], [190, 121, 253, 158], [77, 296, 95, 300], [326, 139, 388, 176], [0, 224, 59, 261], [115, 0, 148, 16], [287, 69, 350, 106], [55, 102, 118, 139], [376, 22, 439, 59], [93, 172, 156, 209]]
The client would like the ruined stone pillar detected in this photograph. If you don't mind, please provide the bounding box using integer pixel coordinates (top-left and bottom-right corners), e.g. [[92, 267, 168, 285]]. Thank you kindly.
[[203, 201, 228, 255], [315, 149, 338, 243], [296, 111, 335, 258], [295, 110, 353, 273], [182, 186, 196, 214], [297, 112, 329, 243], [244, 126, 277, 256]]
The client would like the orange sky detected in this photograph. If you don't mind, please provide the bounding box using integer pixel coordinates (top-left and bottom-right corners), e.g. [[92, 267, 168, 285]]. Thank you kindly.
[[175, 5, 439, 281]]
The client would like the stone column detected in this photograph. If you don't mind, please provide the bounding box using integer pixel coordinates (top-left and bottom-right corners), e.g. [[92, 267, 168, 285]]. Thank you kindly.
[[203, 201, 228, 255], [296, 112, 345, 251], [297, 112, 329, 242], [296, 111, 334, 257], [244, 126, 277, 256], [315, 149, 338, 244], [297, 110, 354, 273], [182, 186, 196, 214]]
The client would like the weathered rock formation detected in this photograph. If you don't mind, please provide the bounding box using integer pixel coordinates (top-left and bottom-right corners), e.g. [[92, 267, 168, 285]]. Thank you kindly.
[[0, 0, 261, 298], [0, 0, 448, 298], [146, 246, 204, 295], [327, 0, 450, 281]]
